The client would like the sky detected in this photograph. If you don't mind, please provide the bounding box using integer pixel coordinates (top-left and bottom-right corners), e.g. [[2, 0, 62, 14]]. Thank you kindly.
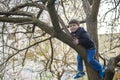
[[98, 0, 120, 34]]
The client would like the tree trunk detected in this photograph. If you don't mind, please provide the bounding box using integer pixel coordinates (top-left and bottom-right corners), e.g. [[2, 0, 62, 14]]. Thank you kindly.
[[84, 59, 101, 80], [104, 54, 120, 80], [86, 18, 99, 59], [82, 0, 101, 79]]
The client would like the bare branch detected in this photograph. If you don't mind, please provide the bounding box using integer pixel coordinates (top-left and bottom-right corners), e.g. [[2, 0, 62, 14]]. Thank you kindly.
[[32, 0, 48, 33], [58, 15, 71, 37], [100, 44, 120, 55], [101, 1, 120, 20], [10, 2, 46, 12], [0, 16, 54, 37], [0, 11, 35, 17], [61, 0, 69, 21], [48, 38, 54, 71], [82, 0, 91, 16], [22, 49, 29, 66]]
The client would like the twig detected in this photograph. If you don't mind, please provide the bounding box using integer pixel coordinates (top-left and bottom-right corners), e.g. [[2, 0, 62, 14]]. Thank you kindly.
[[0, 37, 52, 67]]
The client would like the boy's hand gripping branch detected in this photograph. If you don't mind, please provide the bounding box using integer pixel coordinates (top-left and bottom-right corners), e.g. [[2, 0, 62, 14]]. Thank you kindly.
[[72, 34, 79, 45]]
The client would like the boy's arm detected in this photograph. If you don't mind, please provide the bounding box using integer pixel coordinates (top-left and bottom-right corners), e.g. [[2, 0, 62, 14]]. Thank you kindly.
[[78, 38, 88, 45], [72, 38, 79, 45], [78, 32, 90, 45]]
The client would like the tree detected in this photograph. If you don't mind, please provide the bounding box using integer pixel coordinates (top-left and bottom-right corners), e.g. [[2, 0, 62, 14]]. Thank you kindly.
[[0, 0, 120, 80]]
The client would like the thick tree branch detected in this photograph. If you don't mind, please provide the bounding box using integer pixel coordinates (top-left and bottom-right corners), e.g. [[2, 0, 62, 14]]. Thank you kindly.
[[104, 58, 115, 80], [48, 38, 54, 71], [0, 17, 33, 23], [32, 0, 48, 33], [104, 54, 120, 80], [90, 0, 101, 20], [47, 0, 62, 35], [0, 11, 34, 17]]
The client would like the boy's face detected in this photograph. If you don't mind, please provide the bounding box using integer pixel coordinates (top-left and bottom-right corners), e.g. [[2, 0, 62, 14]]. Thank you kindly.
[[69, 23, 79, 32]]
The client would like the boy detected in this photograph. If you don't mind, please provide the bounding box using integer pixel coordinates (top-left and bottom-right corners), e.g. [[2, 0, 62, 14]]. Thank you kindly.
[[68, 19, 105, 79]]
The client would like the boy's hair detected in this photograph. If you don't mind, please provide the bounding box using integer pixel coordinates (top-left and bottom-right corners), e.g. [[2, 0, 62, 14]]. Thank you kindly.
[[68, 19, 80, 25]]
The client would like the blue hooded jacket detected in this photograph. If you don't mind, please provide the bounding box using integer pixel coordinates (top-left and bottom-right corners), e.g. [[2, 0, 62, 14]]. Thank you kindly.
[[71, 27, 96, 49]]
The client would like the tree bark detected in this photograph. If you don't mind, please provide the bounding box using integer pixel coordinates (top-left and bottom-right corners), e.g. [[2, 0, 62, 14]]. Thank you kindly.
[[82, 0, 101, 80], [104, 54, 120, 80]]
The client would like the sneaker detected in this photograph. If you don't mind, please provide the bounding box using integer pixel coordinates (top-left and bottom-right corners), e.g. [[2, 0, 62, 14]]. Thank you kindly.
[[99, 66, 106, 79], [74, 71, 85, 79]]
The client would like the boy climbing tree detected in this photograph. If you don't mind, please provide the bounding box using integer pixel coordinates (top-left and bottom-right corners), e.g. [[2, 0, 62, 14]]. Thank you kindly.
[[68, 19, 106, 79]]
